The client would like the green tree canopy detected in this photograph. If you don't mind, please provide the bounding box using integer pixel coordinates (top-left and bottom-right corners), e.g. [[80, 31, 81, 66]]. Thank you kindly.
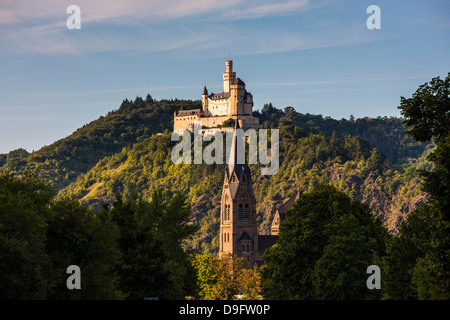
[[394, 73, 450, 299], [109, 190, 198, 299], [261, 184, 388, 300]]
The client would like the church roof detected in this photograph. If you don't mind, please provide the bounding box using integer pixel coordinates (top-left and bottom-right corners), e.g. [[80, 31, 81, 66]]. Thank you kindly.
[[258, 235, 278, 252], [276, 190, 301, 221], [203, 86, 208, 95], [278, 191, 301, 214]]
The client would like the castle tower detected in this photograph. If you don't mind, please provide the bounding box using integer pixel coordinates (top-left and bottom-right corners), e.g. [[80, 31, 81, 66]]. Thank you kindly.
[[223, 60, 236, 93], [229, 78, 246, 116], [219, 117, 258, 266]]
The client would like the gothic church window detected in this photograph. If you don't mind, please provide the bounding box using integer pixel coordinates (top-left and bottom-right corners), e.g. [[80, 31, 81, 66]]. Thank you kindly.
[[239, 204, 243, 220]]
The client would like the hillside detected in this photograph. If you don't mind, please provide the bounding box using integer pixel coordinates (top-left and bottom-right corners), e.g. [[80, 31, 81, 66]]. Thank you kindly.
[[58, 122, 432, 253], [1, 96, 433, 253], [0, 95, 201, 189]]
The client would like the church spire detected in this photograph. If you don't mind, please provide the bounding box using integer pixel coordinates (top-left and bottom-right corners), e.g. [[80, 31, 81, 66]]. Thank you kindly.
[[227, 114, 251, 183]]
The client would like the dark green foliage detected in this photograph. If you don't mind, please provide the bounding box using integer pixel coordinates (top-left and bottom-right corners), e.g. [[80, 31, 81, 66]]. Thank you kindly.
[[0, 172, 197, 299], [220, 118, 235, 128], [257, 105, 431, 165], [399, 73, 450, 144], [45, 197, 122, 299], [399, 73, 450, 217], [261, 184, 388, 300], [383, 203, 441, 299], [0, 173, 52, 299], [391, 72, 450, 300], [109, 190, 198, 299], [0, 173, 123, 299]]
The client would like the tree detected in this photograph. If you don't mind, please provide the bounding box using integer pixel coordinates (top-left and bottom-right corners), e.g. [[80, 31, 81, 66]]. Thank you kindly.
[[312, 214, 381, 300], [0, 173, 53, 299], [399, 73, 450, 216], [0, 172, 122, 299], [383, 203, 446, 299], [45, 197, 122, 299], [110, 193, 169, 299], [397, 73, 450, 299], [110, 190, 198, 299], [220, 118, 235, 128], [192, 254, 220, 300], [261, 184, 388, 300], [192, 253, 261, 300]]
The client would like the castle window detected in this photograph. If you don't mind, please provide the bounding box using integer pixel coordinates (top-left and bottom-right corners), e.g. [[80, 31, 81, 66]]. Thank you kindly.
[[239, 204, 244, 220], [244, 204, 249, 219], [246, 244, 249, 252], [242, 244, 245, 252]]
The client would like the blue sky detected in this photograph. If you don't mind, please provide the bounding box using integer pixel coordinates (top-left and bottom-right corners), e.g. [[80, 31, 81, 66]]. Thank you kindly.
[[0, 0, 449, 154]]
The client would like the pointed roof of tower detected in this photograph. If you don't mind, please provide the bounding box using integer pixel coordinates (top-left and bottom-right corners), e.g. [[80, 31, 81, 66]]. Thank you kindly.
[[203, 85, 208, 95], [226, 115, 252, 183], [276, 190, 301, 219]]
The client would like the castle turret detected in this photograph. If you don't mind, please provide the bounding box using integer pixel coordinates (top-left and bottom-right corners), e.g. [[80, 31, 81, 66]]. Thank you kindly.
[[202, 86, 209, 115], [223, 60, 236, 93]]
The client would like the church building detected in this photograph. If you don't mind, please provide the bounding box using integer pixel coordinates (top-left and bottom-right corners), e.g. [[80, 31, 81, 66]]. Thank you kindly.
[[218, 117, 277, 266], [218, 116, 299, 267]]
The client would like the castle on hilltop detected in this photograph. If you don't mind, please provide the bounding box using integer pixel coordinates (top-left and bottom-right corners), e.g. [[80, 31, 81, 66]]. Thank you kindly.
[[173, 60, 260, 133]]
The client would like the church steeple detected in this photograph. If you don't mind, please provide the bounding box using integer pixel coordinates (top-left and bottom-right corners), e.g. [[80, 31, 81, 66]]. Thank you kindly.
[[226, 115, 252, 184], [219, 115, 258, 266]]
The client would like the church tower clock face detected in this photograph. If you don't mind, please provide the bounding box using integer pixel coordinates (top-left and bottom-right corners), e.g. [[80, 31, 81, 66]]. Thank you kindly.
[[241, 194, 247, 201]]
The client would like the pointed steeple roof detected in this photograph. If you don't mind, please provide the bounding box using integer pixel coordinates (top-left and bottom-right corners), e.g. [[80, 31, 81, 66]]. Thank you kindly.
[[203, 85, 208, 95], [277, 190, 301, 217], [226, 115, 252, 183]]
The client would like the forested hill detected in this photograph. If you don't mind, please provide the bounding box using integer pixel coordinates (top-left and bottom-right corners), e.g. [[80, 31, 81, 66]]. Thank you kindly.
[[0, 95, 201, 190], [0, 95, 433, 251], [1, 96, 430, 187]]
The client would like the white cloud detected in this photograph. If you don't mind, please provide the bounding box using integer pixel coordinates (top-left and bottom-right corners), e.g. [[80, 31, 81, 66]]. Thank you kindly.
[[0, 0, 376, 57], [224, 0, 309, 20]]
